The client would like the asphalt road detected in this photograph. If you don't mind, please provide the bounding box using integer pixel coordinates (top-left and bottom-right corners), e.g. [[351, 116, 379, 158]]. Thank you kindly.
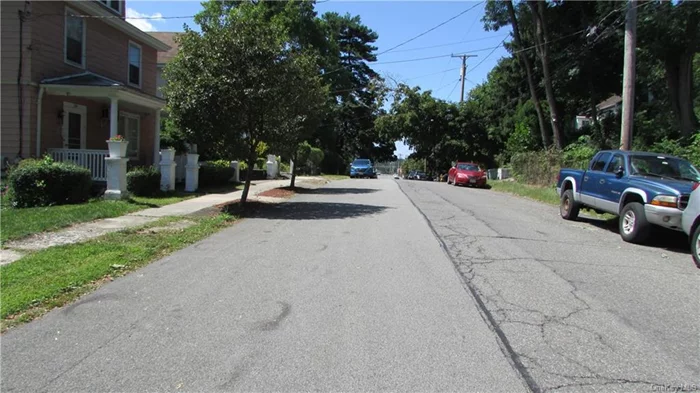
[[397, 178, 700, 392], [1, 177, 528, 392], [3, 177, 698, 392]]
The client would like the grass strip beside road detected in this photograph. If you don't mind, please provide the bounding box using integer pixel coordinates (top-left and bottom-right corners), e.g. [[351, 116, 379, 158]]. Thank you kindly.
[[321, 174, 350, 181], [0, 214, 237, 332], [489, 180, 616, 219], [0, 183, 245, 244], [488, 180, 561, 205]]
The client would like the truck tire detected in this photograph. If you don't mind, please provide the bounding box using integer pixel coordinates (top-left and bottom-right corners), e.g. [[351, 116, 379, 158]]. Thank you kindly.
[[560, 190, 580, 220], [619, 202, 651, 244], [691, 225, 699, 267]]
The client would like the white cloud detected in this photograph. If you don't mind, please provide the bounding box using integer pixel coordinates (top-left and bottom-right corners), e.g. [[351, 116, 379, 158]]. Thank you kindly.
[[126, 8, 164, 32]]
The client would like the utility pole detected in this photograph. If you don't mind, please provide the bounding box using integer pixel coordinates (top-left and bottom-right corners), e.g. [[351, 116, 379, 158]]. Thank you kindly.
[[620, 0, 637, 151], [451, 54, 477, 102]]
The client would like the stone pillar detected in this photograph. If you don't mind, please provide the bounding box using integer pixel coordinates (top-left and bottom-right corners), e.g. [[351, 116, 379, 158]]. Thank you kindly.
[[185, 154, 200, 192], [104, 157, 129, 200], [230, 161, 240, 183], [160, 148, 177, 191], [266, 154, 278, 179]]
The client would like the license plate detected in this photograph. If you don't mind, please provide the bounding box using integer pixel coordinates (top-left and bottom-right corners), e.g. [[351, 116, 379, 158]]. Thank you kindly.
[[470, 179, 476, 183]]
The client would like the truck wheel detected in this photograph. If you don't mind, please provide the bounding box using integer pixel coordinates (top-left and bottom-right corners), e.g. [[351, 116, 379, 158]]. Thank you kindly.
[[560, 190, 580, 220], [691, 225, 700, 267], [619, 202, 651, 244]]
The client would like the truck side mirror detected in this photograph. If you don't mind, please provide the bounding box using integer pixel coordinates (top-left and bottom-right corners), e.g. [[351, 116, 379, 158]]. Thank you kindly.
[[615, 166, 624, 178]]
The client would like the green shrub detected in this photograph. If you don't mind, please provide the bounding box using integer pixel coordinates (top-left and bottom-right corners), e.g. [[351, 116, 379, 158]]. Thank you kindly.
[[649, 135, 700, 168], [255, 157, 267, 170], [200, 160, 234, 187], [238, 161, 248, 172], [8, 156, 92, 208], [127, 166, 161, 196]]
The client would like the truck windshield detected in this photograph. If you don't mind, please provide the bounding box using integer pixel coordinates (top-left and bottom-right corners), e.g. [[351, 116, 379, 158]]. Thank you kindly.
[[352, 159, 371, 166], [629, 155, 700, 182]]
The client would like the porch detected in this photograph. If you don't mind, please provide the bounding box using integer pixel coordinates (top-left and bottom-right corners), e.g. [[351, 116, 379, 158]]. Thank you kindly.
[[38, 73, 165, 180]]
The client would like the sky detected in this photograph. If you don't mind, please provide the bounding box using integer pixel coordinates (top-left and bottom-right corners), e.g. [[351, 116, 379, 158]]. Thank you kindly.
[[127, 1, 512, 158]]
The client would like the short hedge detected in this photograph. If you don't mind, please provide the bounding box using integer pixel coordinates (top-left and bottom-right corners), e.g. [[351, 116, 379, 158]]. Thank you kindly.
[[200, 160, 235, 188], [127, 166, 161, 196], [7, 157, 92, 208]]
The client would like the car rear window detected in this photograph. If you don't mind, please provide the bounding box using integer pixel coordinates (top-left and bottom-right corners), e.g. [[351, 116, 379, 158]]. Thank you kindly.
[[457, 164, 479, 171]]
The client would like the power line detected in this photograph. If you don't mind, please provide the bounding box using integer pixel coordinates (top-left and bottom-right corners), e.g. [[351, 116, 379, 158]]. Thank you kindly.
[[376, 1, 484, 56], [470, 38, 507, 72], [406, 67, 461, 81], [446, 79, 460, 99], [384, 34, 509, 55]]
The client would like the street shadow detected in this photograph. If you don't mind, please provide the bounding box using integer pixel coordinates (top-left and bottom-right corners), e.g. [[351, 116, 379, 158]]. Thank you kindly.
[[222, 201, 390, 220], [577, 216, 691, 255], [281, 186, 379, 195]]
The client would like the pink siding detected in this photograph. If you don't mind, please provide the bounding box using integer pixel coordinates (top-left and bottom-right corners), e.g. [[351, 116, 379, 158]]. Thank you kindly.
[[1, 1, 162, 163], [29, 1, 158, 95], [2, 1, 34, 160]]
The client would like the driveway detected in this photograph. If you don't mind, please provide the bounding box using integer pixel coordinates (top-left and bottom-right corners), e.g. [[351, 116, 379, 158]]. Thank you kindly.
[[1, 178, 527, 392], [398, 179, 700, 392]]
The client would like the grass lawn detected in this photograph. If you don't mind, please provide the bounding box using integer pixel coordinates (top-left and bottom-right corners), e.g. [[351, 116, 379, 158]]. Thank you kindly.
[[321, 174, 350, 181], [0, 193, 194, 244], [0, 183, 243, 244], [488, 180, 561, 205], [1, 213, 237, 331], [488, 180, 615, 219]]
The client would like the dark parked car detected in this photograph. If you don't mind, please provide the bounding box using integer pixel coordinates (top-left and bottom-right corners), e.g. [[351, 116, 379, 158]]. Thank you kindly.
[[407, 170, 417, 180], [414, 171, 431, 181]]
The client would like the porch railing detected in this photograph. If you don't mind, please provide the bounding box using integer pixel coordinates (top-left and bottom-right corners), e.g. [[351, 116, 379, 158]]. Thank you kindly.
[[48, 148, 108, 181]]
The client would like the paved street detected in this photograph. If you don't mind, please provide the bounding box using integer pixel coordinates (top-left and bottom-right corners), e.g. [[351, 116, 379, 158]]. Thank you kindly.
[[2, 177, 699, 392]]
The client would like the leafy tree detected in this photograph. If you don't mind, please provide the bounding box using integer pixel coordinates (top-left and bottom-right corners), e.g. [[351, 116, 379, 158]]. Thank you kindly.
[[165, 2, 325, 204]]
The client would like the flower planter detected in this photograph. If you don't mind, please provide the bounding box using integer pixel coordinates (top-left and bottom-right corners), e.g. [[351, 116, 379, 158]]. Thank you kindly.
[[160, 148, 176, 164], [186, 153, 200, 167], [106, 140, 128, 158]]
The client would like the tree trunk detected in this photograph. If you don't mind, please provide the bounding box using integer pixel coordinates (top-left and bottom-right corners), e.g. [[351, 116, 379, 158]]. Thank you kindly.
[[290, 151, 298, 188], [529, 1, 564, 149], [239, 145, 257, 206], [507, 0, 550, 148], [667, 53, 698, 138]]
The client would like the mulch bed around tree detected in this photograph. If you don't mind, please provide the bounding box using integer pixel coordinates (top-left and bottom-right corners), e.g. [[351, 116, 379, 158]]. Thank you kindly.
[[257, 187, 297, 199]]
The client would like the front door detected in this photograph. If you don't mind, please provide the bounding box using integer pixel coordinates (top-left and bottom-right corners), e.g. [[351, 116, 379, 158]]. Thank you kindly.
[[62, 103, 86, 149]]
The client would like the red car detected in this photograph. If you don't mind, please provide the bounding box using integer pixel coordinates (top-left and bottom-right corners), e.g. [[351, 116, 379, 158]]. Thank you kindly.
[[448, 162, 488, 187]]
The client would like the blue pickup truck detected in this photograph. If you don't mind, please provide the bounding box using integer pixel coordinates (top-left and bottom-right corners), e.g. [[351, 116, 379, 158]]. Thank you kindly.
[[556, 150, 700, 243]]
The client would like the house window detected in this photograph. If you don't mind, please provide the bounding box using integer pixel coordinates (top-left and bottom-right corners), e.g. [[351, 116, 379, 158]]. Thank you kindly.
[[99, 0, 121, 13], [64, 8, 85, 67], [118, 113, 140, 158], [128, 42, 142, 87]]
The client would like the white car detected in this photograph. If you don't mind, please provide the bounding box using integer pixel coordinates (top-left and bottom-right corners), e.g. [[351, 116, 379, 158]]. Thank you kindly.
[[393, 173, 399, 179], [682, 184, 700, 265]]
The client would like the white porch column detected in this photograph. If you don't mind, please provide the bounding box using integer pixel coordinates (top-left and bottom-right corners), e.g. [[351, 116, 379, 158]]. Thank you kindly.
[[153, 110, 161, 167], [109, 97, 119, 138]]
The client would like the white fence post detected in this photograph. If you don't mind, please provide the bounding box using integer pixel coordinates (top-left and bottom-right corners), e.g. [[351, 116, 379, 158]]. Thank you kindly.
[[266, 154, 278, 179], [185, 153, 200, 192], [160, 148, 177, 191], [230, 161, 240, 183]]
